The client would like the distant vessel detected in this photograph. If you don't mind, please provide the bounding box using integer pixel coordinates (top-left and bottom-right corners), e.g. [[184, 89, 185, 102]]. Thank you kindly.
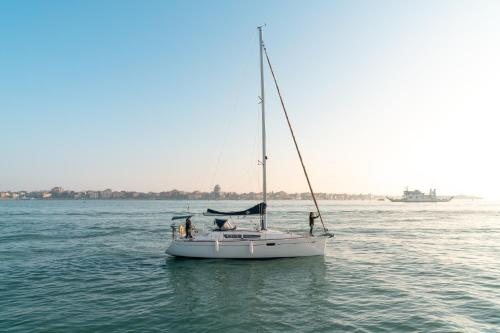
[[387, 188, 453, 202]]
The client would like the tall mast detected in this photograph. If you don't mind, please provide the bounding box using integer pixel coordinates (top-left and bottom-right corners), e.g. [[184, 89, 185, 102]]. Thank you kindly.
[[258, 26, 267, 230]]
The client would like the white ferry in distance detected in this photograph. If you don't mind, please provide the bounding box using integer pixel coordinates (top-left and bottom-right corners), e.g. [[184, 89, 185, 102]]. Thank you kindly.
[[387, 188, 453, 202]]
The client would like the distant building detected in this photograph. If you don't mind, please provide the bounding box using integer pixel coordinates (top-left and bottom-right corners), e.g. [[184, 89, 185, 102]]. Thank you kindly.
[[188, 191, 203, 200], [213, 184, 221, 199], [101, 189, 112, 199], [111, 191, 124, 199], [51, 187, 64, 194]]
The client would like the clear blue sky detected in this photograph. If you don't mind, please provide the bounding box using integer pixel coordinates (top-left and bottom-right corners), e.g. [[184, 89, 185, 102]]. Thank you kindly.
[[1, 1, 499, 198]]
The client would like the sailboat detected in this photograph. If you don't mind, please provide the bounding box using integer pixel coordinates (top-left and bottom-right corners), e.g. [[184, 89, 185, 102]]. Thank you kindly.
[[166, 27, 333, 259]]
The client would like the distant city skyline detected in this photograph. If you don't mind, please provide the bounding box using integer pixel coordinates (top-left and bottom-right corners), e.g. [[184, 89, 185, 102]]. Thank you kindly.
[[0, 185, 481, 201], [1, 1, 499, 199]]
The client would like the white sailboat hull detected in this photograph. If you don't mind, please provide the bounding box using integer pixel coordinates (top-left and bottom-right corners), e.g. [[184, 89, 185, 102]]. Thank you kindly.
[[166, 234, 328, 259]]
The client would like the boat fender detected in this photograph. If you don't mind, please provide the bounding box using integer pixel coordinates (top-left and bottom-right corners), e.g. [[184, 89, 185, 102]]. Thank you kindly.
[[215, 239, 219, 252], [249, 241, 254, 255]]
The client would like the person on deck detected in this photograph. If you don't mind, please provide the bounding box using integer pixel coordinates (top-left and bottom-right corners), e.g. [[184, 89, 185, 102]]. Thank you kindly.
[[185, 217, 193, 239], [309, 212, 319, 236]]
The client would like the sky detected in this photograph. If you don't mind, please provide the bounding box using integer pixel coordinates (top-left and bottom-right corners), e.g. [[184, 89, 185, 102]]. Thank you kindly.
[[1, 0, 499, 198]]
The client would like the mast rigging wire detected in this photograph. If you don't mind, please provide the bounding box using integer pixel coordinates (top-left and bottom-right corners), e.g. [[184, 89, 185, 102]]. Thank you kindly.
[[263, 46, 327, 233]]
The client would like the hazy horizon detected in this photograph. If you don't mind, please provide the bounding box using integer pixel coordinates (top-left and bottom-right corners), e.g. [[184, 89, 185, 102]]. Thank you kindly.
[[1, 1, 499, 199]]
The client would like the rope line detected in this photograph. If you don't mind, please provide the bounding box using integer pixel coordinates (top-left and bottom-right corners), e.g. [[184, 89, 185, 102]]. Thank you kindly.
[[263, 46, 327, 233]]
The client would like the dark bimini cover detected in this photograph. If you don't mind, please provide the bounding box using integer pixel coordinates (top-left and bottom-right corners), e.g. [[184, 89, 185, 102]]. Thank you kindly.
[[204, 202, 266, 216]]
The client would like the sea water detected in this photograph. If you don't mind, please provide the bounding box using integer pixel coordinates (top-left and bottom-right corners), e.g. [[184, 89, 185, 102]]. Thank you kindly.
[[1, 200, 499, 332]]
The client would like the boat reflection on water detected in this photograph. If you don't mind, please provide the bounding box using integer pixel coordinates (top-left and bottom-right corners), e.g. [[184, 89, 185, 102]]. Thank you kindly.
[[162, 256, 328, 331]]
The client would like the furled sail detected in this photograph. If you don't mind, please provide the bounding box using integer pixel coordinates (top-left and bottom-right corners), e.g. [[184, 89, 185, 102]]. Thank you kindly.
[[204, 202, 266, 216]]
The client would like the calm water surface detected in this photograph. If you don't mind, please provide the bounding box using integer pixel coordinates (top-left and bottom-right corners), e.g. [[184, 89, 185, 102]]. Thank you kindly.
[[1, 200, 500, 332]]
